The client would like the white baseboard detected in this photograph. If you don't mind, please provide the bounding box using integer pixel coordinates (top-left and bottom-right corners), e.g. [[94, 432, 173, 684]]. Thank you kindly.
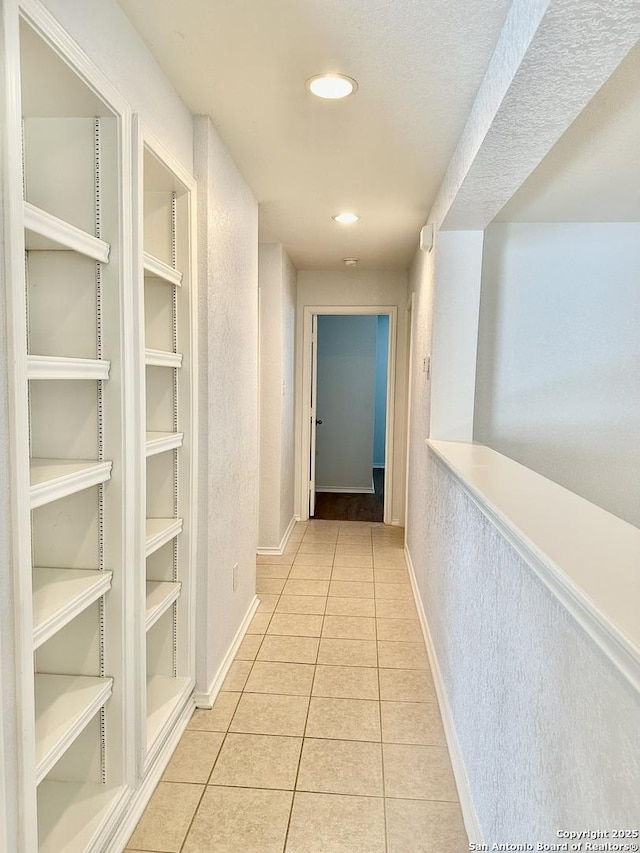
[[193, 595, 260, 708], [404, 545, 484, 845], [315, 486, 375, 494], [391, 517, 401, 527], [257, 515, 296, 556]]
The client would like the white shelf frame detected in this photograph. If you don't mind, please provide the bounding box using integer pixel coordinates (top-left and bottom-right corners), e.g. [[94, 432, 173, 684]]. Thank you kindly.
[[29, 459, 113, 509], [27, 355, 110, 381], [24, 201, 110, 263], [145, 581, 181, 632], [145, 517, 183, 558], [32, 568, 113, 650], [145, 675, 191, 752], [145, 431, 183, 457], [144, 348, 183, 369], [143, 251, 182, 286], [34, 674, 113, 784]]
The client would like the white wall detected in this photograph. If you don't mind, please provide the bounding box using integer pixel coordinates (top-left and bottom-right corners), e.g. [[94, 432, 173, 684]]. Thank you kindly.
[[475, 222, 640, 528], [258, 244, 296, 550], [295, 269, 409, 525], [315, 315, 377, 492], [194, 117, 259, 694]]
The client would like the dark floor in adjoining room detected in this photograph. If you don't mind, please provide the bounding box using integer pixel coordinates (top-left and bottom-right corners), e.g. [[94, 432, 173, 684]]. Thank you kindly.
[[313, 468, 384, 522]]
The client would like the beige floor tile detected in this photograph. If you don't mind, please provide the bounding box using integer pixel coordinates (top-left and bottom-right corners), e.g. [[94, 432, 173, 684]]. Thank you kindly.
[[127, 781, 203, 852], [302, 532, 338, 543], [162, 731, 224, 783], [305, 697, 381, 741], [328, 580, 374, 599], [317, 637, 378, 667], [293, 552, 334, 566], [337, 533, 373, 544], [376, 617, 423, 643], [256, 564, 291, 579], [374, 568, 408, 584], [333, 554, 373, 568], [322, 615, 376, 640], [235, 634, 263, 660], [386, 798, 468, 853], [373, 555, 407, 569], [379, 668, 436, 702], [375, 582, 413, 599], [288, 565, 332, 580], [286, 792, 385, 853], [245, 661, 315, 696], [256, 577, 286, 595], [267, 613, 324, 637], [308, 520, 340, 529], [331, 566, 374, 582], [377, 641, 429, 670], [257, 634, 320, 664], [210, 733, 302, 789], [246, 612, 272, 634], [257, 594, 279, 614], [312, 665, 379, 700], [188, 692, 241, 732], [221, 659, 254, 691], [283, 578, 330, 596], [334, 542, 372, 557], [182, 786, 292, 853], [375, 598, 419, 619], [297, 541, 336, 555], [297, 738, 383, 796], [381, 701, 446, 745], [230, 692, 309, 736], [325, 596, 376, 617], [276, 594, 327, 615], [383, 743, 459, 800], [257, 555, 294, 566]]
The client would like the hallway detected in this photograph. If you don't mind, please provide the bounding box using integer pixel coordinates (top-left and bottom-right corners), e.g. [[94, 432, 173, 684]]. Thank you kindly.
[[125, 521, 467, 852]]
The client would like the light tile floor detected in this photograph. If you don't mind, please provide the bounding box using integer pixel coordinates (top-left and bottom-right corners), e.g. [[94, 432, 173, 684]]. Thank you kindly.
[[126, 521, 468, 853]]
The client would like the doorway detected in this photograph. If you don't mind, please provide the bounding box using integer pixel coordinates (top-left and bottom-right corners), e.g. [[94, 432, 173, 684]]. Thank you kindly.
[[300, 305, 397, 524]]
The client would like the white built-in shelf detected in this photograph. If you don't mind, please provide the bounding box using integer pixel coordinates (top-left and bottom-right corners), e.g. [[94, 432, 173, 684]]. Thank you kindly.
[[145, 348, 183, 368], [145, 517, 183, 558], [33, 568, 113, 650], [35, 674, 113, 785], [24, 202, 110, 263], [30, 459, 112, 510], [146, 675, 191, 749], [145, 431, 184, 457], [37, 780, 122, 853], [146, 581, 181, 632], [27, 355, 110, 381], [143, 251, 182, 286]]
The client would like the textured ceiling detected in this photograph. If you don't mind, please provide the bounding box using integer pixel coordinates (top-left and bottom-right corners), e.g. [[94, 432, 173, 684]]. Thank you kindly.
[[116, 0, 512, 269]]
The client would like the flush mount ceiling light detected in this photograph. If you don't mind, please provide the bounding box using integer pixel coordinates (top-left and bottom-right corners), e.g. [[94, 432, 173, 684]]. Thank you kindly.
[[306, 73, 358, 100], [332, 212, 360, 224], [342, 257, 359, 267]]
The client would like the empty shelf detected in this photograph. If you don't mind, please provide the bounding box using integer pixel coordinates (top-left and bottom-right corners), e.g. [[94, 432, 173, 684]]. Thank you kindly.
[[146, 581, 181, 632], [146, 675, 191, 751], [33, 568, 113, 650], [145, 517, 183, 557], [145, 431, 184, 457], [38, 780, 122, 853], [143, 251, 182, 286], [27, 355, 110, 381], [35, 674, 113, 784], [30, 459, 112, 509], [24, 202, 110, 263], [145, 348, 183, 368]]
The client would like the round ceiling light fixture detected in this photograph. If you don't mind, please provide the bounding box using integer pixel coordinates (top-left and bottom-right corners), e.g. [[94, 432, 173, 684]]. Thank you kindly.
[[332, 212, 360, 224], [306, 73, 358, 100], [342, 257, 360, 267]]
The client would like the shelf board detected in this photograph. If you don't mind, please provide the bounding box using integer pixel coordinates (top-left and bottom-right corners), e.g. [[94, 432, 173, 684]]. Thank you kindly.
[[145, 517, 183, 558], [27, 355, 110, 381], [145, 348, 183, 368], [143, 251, 183, 286], [35, 674, 113, 784], [24, 202, 110, 263], [30, 459, 112, 510], [38, 780, 123, 853], [146, 580, 181, 632], [145, 431, 184, 457], [33, 568, 113, 650], [146, 675, 191, 750]]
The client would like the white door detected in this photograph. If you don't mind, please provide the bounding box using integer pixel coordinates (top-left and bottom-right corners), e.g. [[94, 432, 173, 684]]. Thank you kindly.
[[309, 314, 318, 516]]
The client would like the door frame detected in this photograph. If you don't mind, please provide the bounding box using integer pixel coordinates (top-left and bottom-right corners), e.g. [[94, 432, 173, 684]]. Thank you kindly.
[[298, 305, 398, 524]]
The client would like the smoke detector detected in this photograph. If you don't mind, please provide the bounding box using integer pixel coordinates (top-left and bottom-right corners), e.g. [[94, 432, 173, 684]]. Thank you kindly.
[[342, 257, 359, 267]]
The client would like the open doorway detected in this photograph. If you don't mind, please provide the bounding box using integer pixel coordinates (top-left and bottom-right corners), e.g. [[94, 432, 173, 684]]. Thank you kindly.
[[300, 305, 397, 524]]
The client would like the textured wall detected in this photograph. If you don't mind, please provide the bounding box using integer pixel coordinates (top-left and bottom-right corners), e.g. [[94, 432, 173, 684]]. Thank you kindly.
[[475, 222, 640, 528], [279, 250, 297, 539], [194, 117, 259, 692], [409, 453, 640, 842]]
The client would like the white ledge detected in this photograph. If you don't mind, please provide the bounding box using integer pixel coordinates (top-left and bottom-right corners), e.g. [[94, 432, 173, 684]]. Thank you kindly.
[[24, 202, 110, 263], [145, 348, 183, 369], [145, 580, 181, 632], [27, 355, 110, 381], [145, 517, 183, 558], [427, 440, 640, 690], [145, 431, 184, 457], [30, 459, 112, 509], [143, 252, 182, 286]]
